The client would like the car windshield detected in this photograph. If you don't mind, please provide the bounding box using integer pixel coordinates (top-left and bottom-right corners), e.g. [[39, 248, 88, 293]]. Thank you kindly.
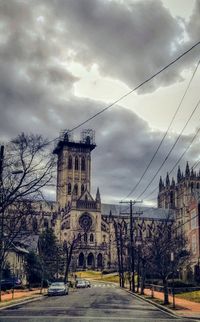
[[51, 282, 64, 287]]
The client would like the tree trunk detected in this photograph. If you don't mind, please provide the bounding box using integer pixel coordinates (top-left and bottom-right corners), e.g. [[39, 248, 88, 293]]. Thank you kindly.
[[0, 263, 3, 302], [140, 260, 145, 295], [163, 278, 169, 305]]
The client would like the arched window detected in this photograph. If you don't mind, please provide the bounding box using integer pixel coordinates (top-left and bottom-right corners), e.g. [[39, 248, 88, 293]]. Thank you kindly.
[[81, 184, 84, 194], [74, 184, 78, 195], [84, 233, 87, 243], [78, 233, 81, 241], [68, 155, 72, 169], [90, 233, 94, 243], [197, 183, 200, 189], [75, 156, 79, 170], [68, 183, 71, 195], [79, 253, 84, 266], [81, 157, 85, 171], [44, 219, 49, 229], [97, 253, 103, 268]]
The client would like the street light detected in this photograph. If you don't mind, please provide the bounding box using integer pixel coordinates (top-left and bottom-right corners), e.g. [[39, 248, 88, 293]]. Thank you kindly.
[[170, 252, 175, 309]]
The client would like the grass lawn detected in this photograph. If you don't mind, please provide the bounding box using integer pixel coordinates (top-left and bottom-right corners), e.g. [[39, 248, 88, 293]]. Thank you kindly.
[[177, 290, 200, 303], [74, 271, 119, 283]]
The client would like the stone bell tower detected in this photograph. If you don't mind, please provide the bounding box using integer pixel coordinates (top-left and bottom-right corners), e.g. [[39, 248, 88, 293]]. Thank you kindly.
[[53, 130, 96, 209]]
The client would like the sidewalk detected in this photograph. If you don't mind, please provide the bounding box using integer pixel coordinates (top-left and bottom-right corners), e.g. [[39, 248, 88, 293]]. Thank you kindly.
[[0, 288, 45, 308], [143, 288, 200, 319]]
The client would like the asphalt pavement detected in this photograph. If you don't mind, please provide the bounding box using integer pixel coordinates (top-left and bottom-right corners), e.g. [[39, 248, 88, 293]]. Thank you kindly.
[[0, 282, 198, 322]]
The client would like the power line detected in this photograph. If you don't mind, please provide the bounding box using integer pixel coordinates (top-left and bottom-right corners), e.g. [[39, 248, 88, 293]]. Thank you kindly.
[[46, 40, 200, 147], [144, 121, 200, 201], [123, 58, 200, 201], [135, 97, 200, 201]]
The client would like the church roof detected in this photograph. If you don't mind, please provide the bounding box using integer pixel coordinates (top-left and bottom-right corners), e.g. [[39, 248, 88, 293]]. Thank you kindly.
[[101, 203, 175, 220]]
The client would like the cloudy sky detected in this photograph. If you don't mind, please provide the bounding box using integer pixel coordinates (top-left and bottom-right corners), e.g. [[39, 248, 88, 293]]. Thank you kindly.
[[0, 0, 200, 205]]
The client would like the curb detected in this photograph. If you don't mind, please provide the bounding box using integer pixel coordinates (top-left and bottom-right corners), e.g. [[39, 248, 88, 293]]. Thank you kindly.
[[124, 289, 200, 320], [0, 294, 44, 311], [124, 289, 179, 318]]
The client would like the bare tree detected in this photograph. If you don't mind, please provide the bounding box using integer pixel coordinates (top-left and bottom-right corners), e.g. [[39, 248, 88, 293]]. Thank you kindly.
[[0, 133, 55, 300], [147, 217, 189, 305], [63, 236, 79, 284]]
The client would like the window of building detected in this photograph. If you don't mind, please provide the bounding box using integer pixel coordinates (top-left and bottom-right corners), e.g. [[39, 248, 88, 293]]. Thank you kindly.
[[81, 184, 84, 194], [103, 235, 106, 243], [81, 157, 86, 171], [197, 183, 200, 189], [84, 233, 87, 243], [75, 156, 79, 170], [68, 155, 72, 169], [74, 184, 78, 195], [90, 233, 94, 242], [68, 183, 71, 195], [44, 219, 49, 229]]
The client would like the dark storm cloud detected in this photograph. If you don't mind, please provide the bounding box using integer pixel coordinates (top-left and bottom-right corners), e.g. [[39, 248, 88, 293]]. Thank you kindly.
[[0, 0, 200, 203]]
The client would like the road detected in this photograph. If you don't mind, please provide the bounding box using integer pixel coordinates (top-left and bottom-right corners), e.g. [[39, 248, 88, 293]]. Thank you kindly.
[[0, 282, 198, 322]]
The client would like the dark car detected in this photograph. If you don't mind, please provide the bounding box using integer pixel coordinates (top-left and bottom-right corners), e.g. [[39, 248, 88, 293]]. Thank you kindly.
[[1, 277, 22, 291]]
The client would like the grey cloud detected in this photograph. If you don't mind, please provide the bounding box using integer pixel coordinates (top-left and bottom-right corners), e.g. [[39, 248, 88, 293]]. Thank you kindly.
[[45, 0, 189, 92], [0, 0, 199, 204]]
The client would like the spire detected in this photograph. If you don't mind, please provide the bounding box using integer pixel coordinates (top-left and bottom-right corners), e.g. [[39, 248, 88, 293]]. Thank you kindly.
[[166, 172, 170, 187], [159, 176, 163, 192], [177, 166, 181, 183], [185, 161, 190, 178], [96, 187, 101, 203]]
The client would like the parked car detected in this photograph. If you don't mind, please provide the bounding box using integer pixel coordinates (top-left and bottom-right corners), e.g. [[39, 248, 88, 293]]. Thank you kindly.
[[1, 277, 22, 291], [85, 280, 91, 288], [76, 279, 86, 288], [48, 282, 69, 296]]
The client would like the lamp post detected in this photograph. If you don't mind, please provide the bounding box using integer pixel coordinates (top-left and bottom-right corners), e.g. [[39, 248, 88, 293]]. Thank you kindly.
[[170, 252, 175, 309]]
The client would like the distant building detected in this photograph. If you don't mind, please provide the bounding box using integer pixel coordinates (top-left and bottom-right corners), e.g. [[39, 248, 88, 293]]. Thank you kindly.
[[158, 162, 200, 272]]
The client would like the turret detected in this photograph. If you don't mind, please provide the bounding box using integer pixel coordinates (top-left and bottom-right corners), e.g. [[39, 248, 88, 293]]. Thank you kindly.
[[96, 187, 101, 210], [159, 176, 164, 192], [166, 172, 170, 187], [185, 162, 190, 178], [177, 166, 181, 183], [96, 187, 101, 203]]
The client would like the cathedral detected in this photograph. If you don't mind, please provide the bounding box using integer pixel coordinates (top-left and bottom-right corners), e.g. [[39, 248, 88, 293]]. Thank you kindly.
[[49, 130, 174, 271], [158, 163, 200, 270]]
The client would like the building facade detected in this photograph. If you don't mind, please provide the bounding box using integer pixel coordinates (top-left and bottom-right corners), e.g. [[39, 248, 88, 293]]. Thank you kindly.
[[158, 163, 200, 270]]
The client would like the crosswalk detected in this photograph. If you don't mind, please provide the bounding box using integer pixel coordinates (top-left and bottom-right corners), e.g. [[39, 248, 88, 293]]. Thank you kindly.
[[92, 283, 116, 288]]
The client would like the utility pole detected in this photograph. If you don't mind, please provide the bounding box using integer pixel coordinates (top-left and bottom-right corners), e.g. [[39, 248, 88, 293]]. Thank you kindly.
[[120, 199, 142, 293]]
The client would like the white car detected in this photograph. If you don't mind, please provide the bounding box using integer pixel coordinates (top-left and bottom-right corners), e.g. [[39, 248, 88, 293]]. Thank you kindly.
[[48, 282, 69, 296], [85, 280, 91, 288], [76, 279, 86, 288]]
